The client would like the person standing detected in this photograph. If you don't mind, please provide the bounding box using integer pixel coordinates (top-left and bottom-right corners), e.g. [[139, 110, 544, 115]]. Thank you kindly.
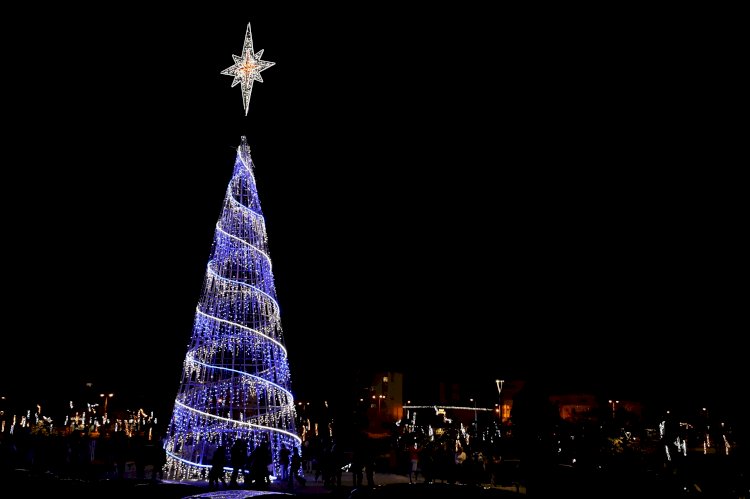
[[208, 445, 227, 490], [289, 446, 303, 489], [278, 443, 291, 482], [408, 442, 421, 483], [454, 445, 467, 484], [229, 438, 247, 488], [249, 441, 271, 489]]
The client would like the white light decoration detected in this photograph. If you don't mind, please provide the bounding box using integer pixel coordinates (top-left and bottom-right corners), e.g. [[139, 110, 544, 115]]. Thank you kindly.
[[163, 136, 300, 483], [221, 22, 275, 115], [723, 434, 731, 455]]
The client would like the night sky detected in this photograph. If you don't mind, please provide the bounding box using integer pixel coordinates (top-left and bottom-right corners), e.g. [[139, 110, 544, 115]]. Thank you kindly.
[[1, 7, 743, 420]]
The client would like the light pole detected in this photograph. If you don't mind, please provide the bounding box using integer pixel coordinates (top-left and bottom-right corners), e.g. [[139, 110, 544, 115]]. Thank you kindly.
[[372, 395, 385, 415], [100, 393, 114, 420], [608, 399, 618, 419], [469, 398, 477, 424], [495, 379, 505, 422]]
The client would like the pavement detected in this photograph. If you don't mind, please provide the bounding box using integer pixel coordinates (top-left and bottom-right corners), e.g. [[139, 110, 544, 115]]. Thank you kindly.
[[152, 471, 413, 497], [263, 471, 412, 495], [177, 471, 525, 496], [4, 468, 525, 498], [154, 473, 525, 499]]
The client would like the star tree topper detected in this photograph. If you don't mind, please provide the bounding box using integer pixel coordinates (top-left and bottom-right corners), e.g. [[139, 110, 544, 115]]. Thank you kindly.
[[221, 22, 275, 115]]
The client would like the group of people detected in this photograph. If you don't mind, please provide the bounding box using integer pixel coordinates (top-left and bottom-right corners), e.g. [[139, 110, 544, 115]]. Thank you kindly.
[[206, 433, 381, 491], [208, 439, 303, 490], [398, 437, 498, 486], [278, 443, 304, 487]]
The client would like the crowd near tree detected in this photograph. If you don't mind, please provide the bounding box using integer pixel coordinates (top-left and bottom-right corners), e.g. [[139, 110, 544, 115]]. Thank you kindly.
[[2, 384, 748, 497]]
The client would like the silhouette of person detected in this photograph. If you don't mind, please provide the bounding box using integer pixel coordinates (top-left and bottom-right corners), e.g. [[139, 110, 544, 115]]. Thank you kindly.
[[229, 438, 247, 487], [408, 442, 421, 483], [208, 445, 227, 490], [153, 438, 167, 481], [289, 446, 303, 489], [278, 443, 291, 481], [249, 440, 271, 489]]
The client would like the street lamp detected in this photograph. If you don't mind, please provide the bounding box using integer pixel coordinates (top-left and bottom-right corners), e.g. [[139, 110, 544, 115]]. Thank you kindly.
[[372, 395, 385, 414], [608, 399, 619, 418], [100, 393, 114, 419], [495, 379, 505, 394], [495, 380, 505, 422], [469, 398, 477, 424]]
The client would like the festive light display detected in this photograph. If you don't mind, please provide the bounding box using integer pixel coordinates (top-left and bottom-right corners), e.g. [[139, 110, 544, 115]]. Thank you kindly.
[[221, 22, 275, 115], [163, 137, 299, 482]]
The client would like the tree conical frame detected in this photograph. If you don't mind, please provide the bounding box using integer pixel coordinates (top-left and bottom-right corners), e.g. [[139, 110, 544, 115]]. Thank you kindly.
[[163, 137, 299, 481]]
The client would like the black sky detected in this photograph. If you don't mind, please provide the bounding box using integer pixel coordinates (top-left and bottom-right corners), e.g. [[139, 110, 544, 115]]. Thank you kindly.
[[1, 6, 744, 420]]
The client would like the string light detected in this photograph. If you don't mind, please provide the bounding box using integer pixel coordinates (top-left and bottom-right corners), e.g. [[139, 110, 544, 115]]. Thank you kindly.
[[163, 137, 299, 482]]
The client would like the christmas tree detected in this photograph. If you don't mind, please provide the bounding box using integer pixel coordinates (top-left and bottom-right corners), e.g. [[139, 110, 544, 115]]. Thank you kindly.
[[163, 22, 298, 482]]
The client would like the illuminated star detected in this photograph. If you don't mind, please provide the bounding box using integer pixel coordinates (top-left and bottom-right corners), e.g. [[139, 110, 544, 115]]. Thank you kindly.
[[221, 22, 275, 115]]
